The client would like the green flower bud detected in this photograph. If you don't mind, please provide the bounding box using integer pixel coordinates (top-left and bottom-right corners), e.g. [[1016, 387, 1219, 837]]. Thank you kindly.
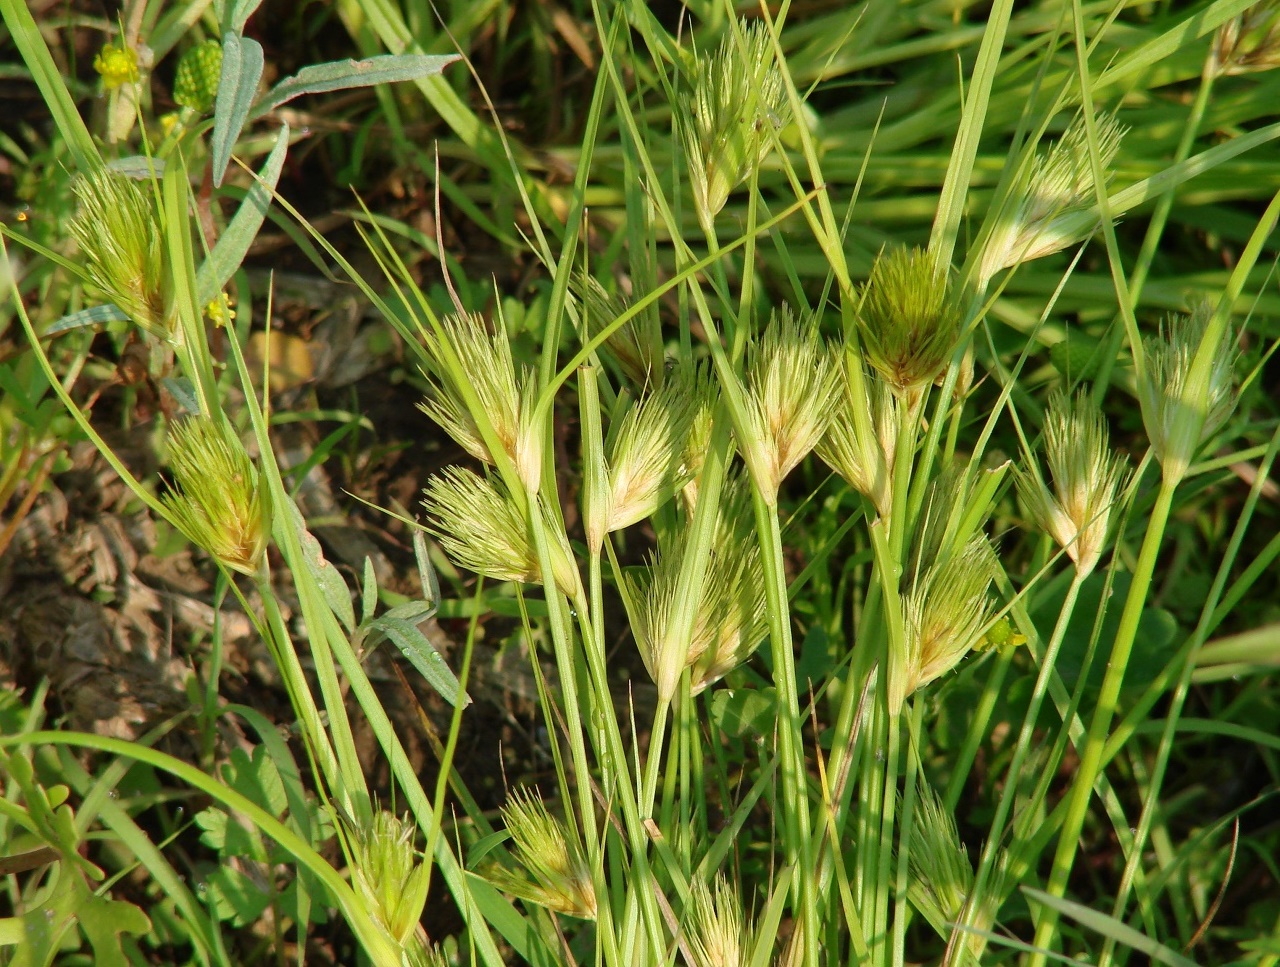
[[94, 43, 139, 89], [174, 40, 223, 113], [349, 811, 431, 949]]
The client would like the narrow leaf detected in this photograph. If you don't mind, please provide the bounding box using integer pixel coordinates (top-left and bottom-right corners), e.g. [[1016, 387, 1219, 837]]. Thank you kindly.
[[47, 304, 130, 335], [211, 32, 265, 187], [255, 54, 461, 116], [367, 614, 470, 708], [288, 502, 356, 633], [197, 123, 289, 305], [1022, 887, 1201, 967]]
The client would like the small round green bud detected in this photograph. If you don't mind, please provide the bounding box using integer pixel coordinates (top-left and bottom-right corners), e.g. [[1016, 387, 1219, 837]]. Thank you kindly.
[[174, 40, 223, 113]]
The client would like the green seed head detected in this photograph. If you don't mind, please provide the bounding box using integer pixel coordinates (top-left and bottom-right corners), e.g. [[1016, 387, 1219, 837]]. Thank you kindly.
[[741, 306, 840, 505], [349, 811, 431, 947], [70, 169, 170, 337], [857, 246, 962, 398], [1214, 2, 1280, 75], [679, 21, 791, 231], [490, 788, 596, 920], [816, 357, 898, 517], [1015, 390, 1128, 577], [422, 468, 581, 598], [161, 417, 269, 576], [1136, 302, 1239, 484], [174, 40, 223, 113], [686, 875, 751, 967]]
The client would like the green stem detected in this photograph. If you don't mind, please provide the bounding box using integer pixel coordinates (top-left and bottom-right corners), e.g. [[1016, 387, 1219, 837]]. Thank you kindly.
[[753, 493, 819, 967], [891, 701, 924, 967], [1028, 475, 1178, 964], [949, 569, 1088, 966]]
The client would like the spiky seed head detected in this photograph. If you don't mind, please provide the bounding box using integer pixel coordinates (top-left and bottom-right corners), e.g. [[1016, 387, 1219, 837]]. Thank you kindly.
[[906, 778, 975, 939], [978, 113, 1126, 284], [1015, 390, 1128, 576], [741, 306, 840, 505], [422, 468, 581, 598], [69, 169, 170, 337], [403, 939, 450, 967], [491, 788, 596, 920], [895, 536, 996, 715], [857, 246, 962, 398], [576, 273, 663, 390], [686, 874, 750, 967], [630, 474, 766, 701], [1136, 303, 1239, 485], [94, 43, 140, 89], [679, 21, 791, 231], [592, 378, 700, 550], [418, 312, 542, 494], [349, 811, 431, 947], [161, 417, 269, 576], [173, 39, 223, 113], [816, 358, 898, 516], [1214, 2, 1280, 75], [679, 366, 723, 512]]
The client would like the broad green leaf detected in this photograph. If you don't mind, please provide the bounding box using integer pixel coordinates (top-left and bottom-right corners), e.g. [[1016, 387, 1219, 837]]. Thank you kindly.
[[367, 610, 469, 708], [254, 54, 462, 116], [77, 889, 150, 967], [211, 32, 265, 187], [197, 123, 289, 306], [710, 687, 777, 738]]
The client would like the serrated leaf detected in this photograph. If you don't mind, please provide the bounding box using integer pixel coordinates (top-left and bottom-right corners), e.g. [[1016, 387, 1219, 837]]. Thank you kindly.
[[194, 807, 230, 851], [206, 865, 271, 926], [211, 32, 264, 188], [197, 122, 289, 306], [255, 54, 461, 116], [368, 613, 469, 708], [46, 304, 130, 334]]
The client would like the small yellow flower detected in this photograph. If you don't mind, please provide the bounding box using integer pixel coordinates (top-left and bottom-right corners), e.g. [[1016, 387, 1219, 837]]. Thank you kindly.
[[206, 294, 236, 328], [94, 43, 140, 89]]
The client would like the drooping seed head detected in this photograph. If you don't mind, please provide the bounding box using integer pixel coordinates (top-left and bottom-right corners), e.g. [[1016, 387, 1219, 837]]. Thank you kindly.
[[490, 788, 596, 920], [422, 467, 581, 598], [741, 306, 840, 505], [70, 169, 170, 337]]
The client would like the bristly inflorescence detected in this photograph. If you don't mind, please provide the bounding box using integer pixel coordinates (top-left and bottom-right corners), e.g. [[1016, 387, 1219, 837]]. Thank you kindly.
[[418, 310, 542, 494], [678, 20, 791, 233], [1014, 390, 1129, 577], [1136, 301, 1239, 485], [161, 417, 269, 576], [976, 112, 1126, 287], [856, 246, 963, 402]]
